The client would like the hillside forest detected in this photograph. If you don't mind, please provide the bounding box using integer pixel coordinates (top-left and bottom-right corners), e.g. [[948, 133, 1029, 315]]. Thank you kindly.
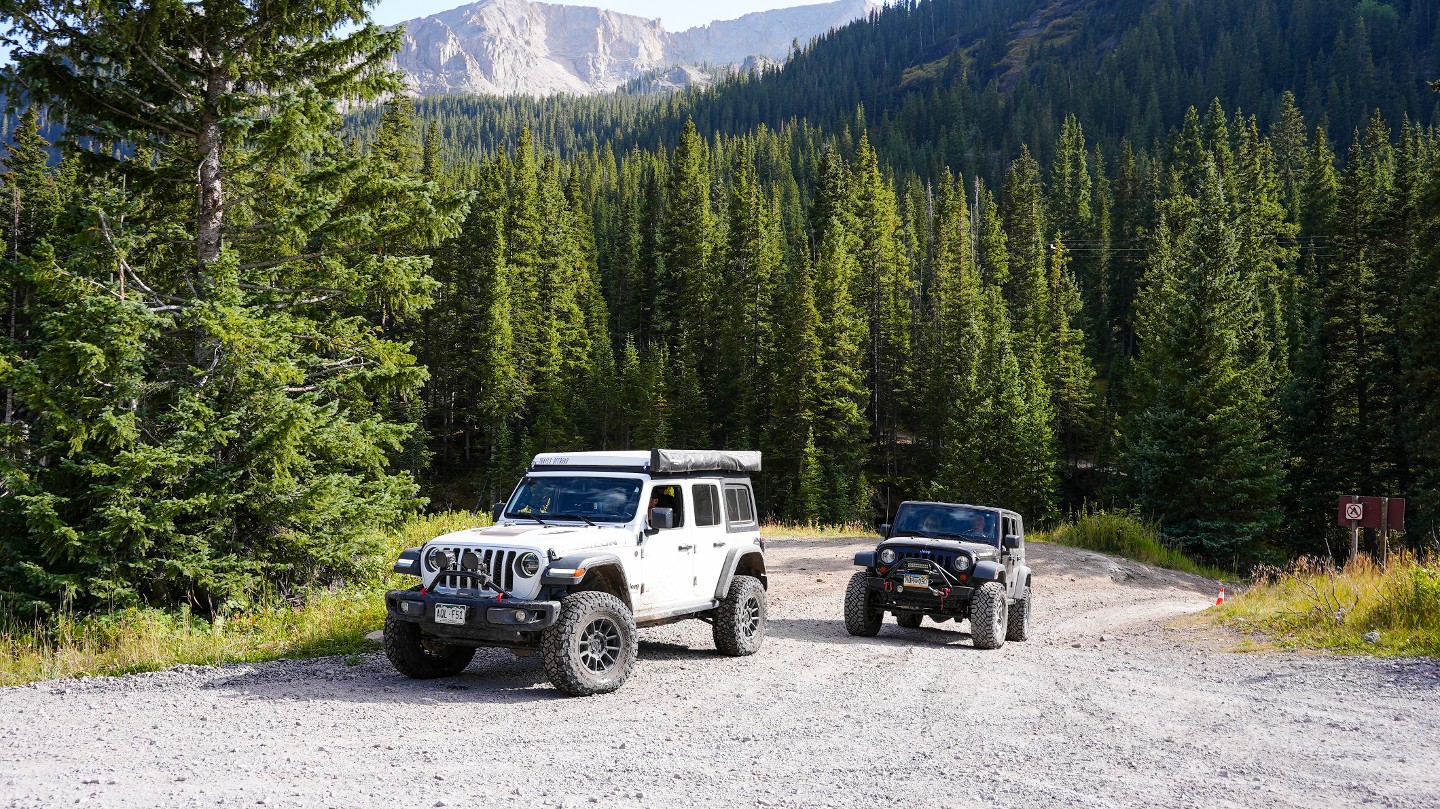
[[2, 0, 1439, 615]]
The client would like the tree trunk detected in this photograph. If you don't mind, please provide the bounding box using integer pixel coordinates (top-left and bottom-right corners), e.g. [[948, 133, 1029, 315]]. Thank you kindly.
[[196, 69, 228, 278]]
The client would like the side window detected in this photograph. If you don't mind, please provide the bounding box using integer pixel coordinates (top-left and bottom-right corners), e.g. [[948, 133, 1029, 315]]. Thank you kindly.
[[649, 484, 685, 528], [694, 484, 721, 527], [723, 484, 756, 527]]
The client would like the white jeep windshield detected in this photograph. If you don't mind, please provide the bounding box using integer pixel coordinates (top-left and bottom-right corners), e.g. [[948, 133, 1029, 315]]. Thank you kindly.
[[505, 476, 643, 523]]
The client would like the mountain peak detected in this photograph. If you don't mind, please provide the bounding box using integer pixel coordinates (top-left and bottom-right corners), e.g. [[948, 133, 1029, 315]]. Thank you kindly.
[[392, 0, 880, 97]]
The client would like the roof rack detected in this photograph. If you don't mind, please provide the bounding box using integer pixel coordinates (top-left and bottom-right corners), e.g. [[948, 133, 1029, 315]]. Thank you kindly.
[[529, 449, 761, 474]]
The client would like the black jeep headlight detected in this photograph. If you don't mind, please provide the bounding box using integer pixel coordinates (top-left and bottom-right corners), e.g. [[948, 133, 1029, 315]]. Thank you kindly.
[[954, 554, 972, 573], [879, 548, 897, 565], [516, 552, 540, 577]]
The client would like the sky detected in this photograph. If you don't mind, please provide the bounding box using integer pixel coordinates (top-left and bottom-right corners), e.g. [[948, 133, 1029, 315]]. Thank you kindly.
[[369, 0, 810, 33]]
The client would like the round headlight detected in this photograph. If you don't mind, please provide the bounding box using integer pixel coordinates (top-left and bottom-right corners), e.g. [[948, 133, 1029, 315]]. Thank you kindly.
[[426, 547, 454, 571], [516, 552, 541, 577], [879, 548, 897, 565], [954, 555, 972, 573]]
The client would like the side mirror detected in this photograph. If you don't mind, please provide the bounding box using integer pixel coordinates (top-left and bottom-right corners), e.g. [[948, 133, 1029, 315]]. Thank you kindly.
[[879, 523, 892, 539], [491, 502, 505, 524], [1003, 534, 1022, 550], [649, 507, 675, 531]]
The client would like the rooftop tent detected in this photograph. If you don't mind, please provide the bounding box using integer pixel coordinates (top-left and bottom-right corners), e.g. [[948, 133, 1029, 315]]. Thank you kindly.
[[528, 449, 761, 473], [649, 449, 761, 474]]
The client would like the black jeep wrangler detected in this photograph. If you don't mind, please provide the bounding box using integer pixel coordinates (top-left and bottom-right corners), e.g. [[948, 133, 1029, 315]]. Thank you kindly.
[[844, 501, 1033, 648]]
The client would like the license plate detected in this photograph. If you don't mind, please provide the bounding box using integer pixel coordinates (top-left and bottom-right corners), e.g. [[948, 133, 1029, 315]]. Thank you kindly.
[[434, 604, 467, 625], [903, 573, 929, 588]]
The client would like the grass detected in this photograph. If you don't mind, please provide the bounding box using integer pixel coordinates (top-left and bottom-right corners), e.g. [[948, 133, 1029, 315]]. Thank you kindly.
[[761, 521, 877, 539], [0, 511, 488, 687], [1207, 553, 1440, 657], [1033, 510, 1230, 581]]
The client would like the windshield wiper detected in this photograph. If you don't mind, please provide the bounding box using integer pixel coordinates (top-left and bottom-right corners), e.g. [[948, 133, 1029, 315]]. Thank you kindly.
[[512, 513, 548, 526], [549, 513, 596, 526]]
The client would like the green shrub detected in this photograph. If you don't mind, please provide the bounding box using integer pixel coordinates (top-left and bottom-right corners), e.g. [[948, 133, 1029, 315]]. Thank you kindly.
[[1040, 510, 1227, 579]]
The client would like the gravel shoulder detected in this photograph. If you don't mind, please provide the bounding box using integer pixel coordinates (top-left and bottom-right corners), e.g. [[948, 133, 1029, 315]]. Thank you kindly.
[[3, 538, 1438, 808]]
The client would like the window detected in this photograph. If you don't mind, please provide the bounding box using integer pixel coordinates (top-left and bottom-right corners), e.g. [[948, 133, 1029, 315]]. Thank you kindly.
[[724, 484, 756, 526], [505, 476, 643, 523], [694, 484, 721, 527], [648, 483, 684, 528]]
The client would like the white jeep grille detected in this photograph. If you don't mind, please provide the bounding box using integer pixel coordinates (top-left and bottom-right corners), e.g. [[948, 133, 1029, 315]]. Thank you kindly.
[[430, 546, 519, 592]]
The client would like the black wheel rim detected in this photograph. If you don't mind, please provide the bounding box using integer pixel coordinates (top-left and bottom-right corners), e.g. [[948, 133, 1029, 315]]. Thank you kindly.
[[579, 617, 622, 673], [741, 596, 762, 638]]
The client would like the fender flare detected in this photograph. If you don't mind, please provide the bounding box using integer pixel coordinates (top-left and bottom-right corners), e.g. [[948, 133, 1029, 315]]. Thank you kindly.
[[713, 544, 767, 600], [392, 547, 422, 577], [971, 560, 1006, 585], [542, 552, 628, 587], [854, 550, 877, 568]]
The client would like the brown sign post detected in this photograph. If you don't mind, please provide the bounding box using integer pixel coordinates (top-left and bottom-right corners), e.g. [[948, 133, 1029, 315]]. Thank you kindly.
[[1336, 495, 1406, 562]]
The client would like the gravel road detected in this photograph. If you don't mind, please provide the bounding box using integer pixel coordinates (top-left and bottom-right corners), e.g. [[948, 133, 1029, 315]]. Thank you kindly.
[[3, 538, 1438, 808]]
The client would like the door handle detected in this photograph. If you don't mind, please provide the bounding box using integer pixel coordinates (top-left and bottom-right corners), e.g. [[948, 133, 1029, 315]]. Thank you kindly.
[[713, 541, 727, 547], [677, 544, 694, 551]]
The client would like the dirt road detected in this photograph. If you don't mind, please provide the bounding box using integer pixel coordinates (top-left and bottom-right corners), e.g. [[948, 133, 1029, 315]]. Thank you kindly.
[[3, 538, 1438, 808]]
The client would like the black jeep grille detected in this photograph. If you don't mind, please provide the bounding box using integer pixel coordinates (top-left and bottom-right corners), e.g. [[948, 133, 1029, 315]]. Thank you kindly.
[[896, 549, 956, 571]]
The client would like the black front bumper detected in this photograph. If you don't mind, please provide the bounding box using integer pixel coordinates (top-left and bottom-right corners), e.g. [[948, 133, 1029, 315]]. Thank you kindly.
[[865, 570, 976, 616], [386, 589, 561, 647]]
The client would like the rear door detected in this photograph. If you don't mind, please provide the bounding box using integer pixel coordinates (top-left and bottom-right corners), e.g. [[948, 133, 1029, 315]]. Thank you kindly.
[[690, 481, 728, 598]]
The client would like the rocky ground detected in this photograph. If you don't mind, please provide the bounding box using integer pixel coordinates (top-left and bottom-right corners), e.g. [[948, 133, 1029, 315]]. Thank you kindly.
[[3, 538, 1438, 808]]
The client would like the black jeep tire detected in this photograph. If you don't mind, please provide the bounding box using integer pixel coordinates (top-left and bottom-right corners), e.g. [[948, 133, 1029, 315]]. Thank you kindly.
[[714, 575, 767, 656], [969, 581, 1008, 650], [1006, 582, 1033, 642], [383, 615, 477, 679], [843, 572, 883, 637], [895, 612, 923, 629], [541, 591, 638, 696]]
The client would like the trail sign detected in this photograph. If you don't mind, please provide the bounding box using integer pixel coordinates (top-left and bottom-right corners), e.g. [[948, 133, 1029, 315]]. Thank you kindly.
[[1336, 495, 1406, 561]]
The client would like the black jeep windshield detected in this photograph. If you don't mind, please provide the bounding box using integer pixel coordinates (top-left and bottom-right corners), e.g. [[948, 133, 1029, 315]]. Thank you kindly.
[[893, 505, 999, 544], [505, 476, 642, 523]]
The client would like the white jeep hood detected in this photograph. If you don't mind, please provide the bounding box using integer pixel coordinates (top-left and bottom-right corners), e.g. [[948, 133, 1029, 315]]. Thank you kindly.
[[431, 522, 631, 554]]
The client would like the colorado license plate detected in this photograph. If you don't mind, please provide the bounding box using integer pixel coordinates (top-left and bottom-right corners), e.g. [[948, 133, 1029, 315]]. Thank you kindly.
[[903, 573, 929, 588], [434, 604, 468, 625]]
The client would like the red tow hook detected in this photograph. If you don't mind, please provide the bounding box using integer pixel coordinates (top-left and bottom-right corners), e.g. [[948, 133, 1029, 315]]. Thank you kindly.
[[496, 591, 505, 602], [884, 581, 893, 593]]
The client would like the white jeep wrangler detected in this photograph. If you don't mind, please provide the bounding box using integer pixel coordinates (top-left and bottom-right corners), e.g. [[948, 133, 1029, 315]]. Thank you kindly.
[[383, 449, 768, 696]]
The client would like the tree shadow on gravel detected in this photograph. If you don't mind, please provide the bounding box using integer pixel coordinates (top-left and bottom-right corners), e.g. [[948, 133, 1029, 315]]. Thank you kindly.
[[765, 618, 988, 650]]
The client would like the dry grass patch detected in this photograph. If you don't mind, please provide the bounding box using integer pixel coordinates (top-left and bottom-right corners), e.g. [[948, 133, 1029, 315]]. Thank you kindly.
[[1210, 553, 1440, 657], [761, 521, 878, 540]]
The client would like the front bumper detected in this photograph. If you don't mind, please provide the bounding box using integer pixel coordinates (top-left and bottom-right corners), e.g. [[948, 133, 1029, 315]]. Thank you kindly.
[[385, 589, 560, 647], [865, 567, 976, 616]]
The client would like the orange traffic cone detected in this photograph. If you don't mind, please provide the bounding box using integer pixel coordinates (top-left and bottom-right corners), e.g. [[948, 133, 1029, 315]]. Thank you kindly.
[[1215, 587, 1226, 606]]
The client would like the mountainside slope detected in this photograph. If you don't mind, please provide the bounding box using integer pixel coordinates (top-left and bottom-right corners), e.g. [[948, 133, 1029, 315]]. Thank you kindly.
[[393, 0, 878, 96]]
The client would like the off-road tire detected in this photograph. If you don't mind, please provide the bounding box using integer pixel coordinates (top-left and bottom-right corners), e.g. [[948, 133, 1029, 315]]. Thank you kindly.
[[843, 572, 883, 637], [1006, 582, 1032, 642], [541, 591, 638, 696], [713, 575, 767, 656], [969, 581, 1008, 650], [383, 615, 477, 679], [895, 612, 923, 629]]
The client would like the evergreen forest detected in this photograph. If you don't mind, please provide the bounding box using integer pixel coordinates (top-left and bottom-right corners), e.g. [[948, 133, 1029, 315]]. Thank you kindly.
[[3, 0, 1440, 616]]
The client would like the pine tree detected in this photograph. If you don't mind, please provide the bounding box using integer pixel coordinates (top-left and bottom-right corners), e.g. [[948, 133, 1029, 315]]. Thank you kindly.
[[0, 0, 467, 611], [1123, 163, 1283, 562]]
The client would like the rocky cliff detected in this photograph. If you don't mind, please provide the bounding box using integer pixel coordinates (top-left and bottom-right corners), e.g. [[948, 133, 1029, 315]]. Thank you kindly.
[[392, 0, 879, 96]]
